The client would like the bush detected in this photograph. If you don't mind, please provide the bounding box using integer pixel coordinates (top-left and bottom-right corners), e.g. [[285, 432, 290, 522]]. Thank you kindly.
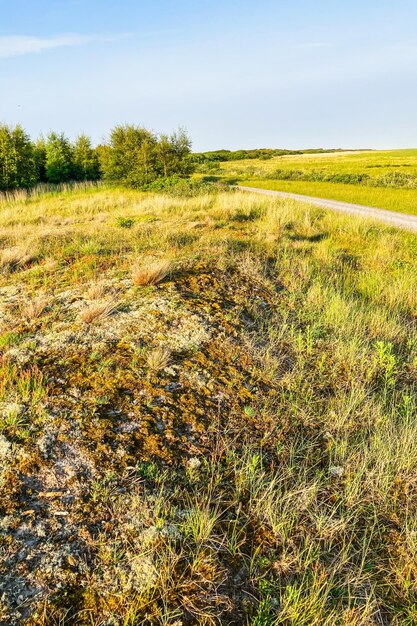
[[102, 125, 194, 188], [374, 171, 417, 188], [265, 166, 417, 189]]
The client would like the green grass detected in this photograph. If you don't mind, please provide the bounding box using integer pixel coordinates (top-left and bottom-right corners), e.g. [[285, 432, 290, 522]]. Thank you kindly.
[[242, 178, 417, 215], [1, 186, 417, 624], [221, 149, 417, 178], [214, 149, 417, 215]]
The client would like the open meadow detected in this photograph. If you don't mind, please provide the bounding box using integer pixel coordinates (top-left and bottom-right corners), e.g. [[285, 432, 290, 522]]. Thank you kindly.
[[213, 150, 417, 215], [1, 185, 417, 624]]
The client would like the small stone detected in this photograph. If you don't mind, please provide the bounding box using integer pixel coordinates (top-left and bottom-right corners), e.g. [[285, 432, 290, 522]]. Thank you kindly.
[[329, 465, 344, 477]]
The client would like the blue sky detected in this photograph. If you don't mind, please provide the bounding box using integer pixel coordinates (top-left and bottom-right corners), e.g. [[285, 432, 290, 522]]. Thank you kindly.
[[1, 0, 417, 150]]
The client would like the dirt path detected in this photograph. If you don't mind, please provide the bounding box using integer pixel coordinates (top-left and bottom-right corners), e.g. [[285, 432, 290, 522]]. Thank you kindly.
[[237, 185, 417, 233]]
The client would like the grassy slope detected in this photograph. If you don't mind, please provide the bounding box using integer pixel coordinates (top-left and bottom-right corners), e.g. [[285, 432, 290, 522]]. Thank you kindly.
[[217, 149, 417, 215], [1, 187, 417, 625]]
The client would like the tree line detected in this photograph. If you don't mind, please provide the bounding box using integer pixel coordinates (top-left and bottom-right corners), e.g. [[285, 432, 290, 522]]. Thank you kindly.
[[192, 147, 349, 163], [0, 123, 193, 191]]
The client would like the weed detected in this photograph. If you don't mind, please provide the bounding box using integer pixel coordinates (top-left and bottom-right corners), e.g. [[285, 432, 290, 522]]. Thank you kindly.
[[116, 216, 135, 228]]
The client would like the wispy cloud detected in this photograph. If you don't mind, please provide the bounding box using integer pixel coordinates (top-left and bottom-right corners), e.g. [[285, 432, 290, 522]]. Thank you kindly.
[[0, 34, 129, 58]]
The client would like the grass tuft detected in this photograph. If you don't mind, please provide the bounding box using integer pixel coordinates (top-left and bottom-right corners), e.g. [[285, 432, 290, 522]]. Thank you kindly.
[[0, 247, 34, 270], [79, 300, 118, 323], [84, 281, 108, 300], [132, 259, 172, 286], [146, 346, 171, 372], [21, 297, 47, 321]]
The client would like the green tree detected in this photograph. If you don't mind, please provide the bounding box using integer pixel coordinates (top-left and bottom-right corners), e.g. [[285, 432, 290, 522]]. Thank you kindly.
[[73, 134, 100, 181], [102, 125, 160, 188], [157, 134, 173, 178], [33, 136, 47, 183], [45, 132, 74, 183], [94, 144, 110, 179], [167, 127, 193, 176], [156, 128, 193, 178], [0, 124, 37, 190]]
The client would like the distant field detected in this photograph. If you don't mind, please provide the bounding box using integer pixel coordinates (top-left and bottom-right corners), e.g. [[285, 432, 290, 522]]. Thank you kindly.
[[216, 149, 417, 215], [221, 149, 417, 177], [242, 179, 417, 215]]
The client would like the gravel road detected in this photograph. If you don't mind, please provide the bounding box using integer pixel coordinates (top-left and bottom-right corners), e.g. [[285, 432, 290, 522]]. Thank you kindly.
[[237, 186, 417, 233]]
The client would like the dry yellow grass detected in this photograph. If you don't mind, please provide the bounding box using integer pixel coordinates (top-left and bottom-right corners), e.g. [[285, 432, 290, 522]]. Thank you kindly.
[[132, 259, 172, 286], [79, 301, 118, 323], [0, 247, 34, 270], [146, 346, 172, 372], [21, 297, 47, 321], [84, 281, 108, 300]]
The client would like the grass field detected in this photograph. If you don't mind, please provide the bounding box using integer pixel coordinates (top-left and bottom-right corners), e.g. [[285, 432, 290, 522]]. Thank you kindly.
[[241, 179, 417, 216], [221, 150, 417, 178], [215, 150, 417, 215], [1, 185, 417, 624]]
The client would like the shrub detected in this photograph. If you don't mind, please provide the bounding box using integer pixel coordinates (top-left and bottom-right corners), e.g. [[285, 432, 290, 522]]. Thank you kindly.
[[266, 167, 417, 189], [102, 125, 193, 188]]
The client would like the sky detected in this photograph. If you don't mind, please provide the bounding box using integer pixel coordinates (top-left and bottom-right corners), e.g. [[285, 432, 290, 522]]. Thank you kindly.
[[1, 0, 417, 151]]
